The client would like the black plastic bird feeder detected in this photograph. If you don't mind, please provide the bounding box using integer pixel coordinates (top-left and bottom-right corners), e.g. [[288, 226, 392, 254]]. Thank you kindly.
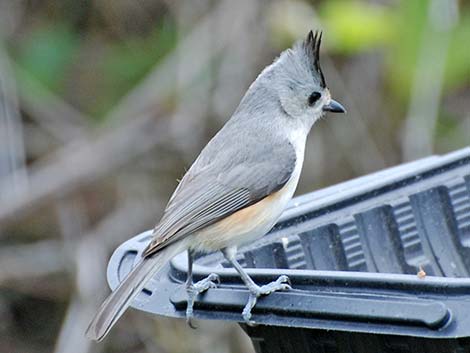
[[107, 147, 470, 353]]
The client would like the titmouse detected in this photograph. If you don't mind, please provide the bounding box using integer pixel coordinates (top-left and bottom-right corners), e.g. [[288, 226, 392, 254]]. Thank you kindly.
[[86, 30, 346, 341]]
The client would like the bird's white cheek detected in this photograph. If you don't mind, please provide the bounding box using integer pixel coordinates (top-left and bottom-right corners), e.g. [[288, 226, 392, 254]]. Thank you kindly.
[[282, 100, 303, 117]]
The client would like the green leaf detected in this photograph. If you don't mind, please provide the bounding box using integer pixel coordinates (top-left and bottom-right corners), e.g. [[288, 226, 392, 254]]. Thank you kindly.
[[91, 20, 177, 119], [445, 12, 470, 89], [14, 24, 79, 92], [320, 0, 394, 54]]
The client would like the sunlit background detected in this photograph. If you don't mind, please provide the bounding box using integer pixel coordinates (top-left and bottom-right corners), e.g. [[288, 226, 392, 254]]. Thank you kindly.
[[0, 0, 468, 352]]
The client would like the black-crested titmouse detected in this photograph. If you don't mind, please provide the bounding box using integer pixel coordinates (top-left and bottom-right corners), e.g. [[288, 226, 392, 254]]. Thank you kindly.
[[86, 30, 345, 341]]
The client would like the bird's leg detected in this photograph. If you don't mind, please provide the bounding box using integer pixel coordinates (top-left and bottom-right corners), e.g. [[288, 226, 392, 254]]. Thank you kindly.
[[222, 246, 291, 325], [185, 249, 220, 328]]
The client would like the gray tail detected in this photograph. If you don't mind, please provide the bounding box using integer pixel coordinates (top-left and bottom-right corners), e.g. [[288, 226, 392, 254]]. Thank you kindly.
[[85, 243, 183, 341]]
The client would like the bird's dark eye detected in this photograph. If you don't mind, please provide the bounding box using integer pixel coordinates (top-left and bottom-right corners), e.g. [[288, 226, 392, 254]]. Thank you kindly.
[[308, 92, 321, 106]]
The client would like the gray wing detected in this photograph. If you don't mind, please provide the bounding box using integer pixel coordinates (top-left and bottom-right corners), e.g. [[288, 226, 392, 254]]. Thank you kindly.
[[143, 139, 296, 257]]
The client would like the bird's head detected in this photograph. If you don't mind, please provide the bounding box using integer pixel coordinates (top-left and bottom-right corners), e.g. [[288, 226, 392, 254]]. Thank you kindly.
[[269, 30, 346, 126]]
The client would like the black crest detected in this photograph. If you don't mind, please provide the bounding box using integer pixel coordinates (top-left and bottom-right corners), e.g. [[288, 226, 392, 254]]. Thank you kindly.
[[303, 30, 326, 88]]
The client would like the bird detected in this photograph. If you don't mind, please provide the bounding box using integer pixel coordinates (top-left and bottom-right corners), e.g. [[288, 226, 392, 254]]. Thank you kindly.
[[86, 30, 346, 341]]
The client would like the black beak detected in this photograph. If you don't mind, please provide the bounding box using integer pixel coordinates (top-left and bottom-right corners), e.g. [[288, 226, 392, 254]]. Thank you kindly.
[[323, 99, 346, 113]]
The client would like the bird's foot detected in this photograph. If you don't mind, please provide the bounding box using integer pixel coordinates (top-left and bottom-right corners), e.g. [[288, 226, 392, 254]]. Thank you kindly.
[[186, 273, 220, 328], [242, 275, 291, 325]]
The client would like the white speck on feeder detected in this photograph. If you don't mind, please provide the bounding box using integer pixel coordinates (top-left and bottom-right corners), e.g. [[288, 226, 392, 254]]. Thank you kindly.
[[281, 237, 289, 248]]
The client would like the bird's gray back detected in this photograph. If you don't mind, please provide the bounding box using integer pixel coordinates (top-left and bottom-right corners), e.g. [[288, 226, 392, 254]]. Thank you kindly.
[[143, 107, 297, 256]]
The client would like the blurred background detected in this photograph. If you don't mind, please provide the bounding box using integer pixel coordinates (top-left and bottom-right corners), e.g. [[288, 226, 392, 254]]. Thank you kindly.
[[0, 0, 468, 352]]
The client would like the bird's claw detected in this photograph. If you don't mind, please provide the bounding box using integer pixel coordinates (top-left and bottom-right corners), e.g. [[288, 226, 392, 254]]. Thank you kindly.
[[258, 275, 291, 295], [242, 275, 291, 324], [187, 316, 198, 329], [186, 273, 220, 328]]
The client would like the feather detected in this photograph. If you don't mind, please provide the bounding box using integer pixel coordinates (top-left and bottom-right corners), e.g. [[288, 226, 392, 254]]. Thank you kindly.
[[85, 242, 184, 341], [304, 30, 326, 88], [143, 140, 297, 257]]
